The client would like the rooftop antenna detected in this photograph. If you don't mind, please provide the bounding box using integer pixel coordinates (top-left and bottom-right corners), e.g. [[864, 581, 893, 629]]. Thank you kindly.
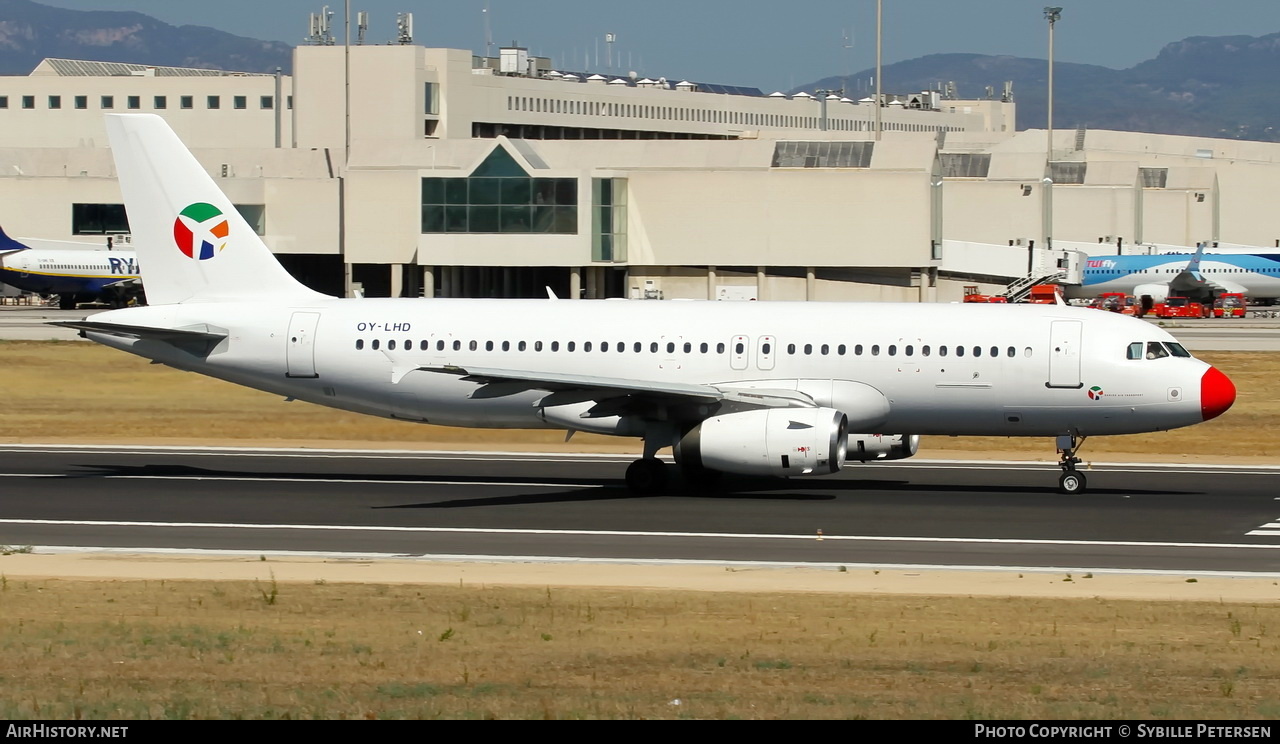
[[396, 12, 413, 45], [306, 5, 335, 45], [842, 25, 854, 84], [356, 11, 368, 45], [482, 0, 493, 57], [606, 33, 616, 71]]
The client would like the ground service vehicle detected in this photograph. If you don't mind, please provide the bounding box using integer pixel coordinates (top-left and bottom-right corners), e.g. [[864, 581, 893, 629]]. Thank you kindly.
[[1213, 293, 1247, 318], [1152, 297, 1211, 319]]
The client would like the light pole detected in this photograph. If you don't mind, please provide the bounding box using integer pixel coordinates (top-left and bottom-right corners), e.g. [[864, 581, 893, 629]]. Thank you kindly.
[[1044, 7, 1061, 162], [1043, 6, 1061, 251], [874, 0, 882, 140], [816, 88, 843, 131]]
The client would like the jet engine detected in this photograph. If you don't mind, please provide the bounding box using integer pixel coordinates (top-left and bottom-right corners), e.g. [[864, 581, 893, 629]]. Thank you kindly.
[[846, 433, 920, 461], [1132, 283, 1171, 304], [674, 408, 848, 477]]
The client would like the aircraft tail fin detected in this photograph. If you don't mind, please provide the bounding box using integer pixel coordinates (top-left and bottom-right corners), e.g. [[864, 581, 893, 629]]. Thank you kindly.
[[1186, 242, 1208, 275], [103, 114, 326, 306], [0, 225, 31, 254]]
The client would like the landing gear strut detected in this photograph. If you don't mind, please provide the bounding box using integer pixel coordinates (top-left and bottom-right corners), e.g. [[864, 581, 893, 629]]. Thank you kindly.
[[624, 424, 676, 495], [1056, 434, 1088, 494]]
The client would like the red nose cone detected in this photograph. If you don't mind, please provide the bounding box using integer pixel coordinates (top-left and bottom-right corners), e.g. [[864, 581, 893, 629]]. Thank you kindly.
[[1201, 366, 1236, 421]]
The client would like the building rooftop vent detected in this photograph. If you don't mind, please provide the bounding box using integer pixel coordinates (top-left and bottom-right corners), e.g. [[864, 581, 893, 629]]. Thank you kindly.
[[586, 74, 608, 84], [561, 74, 580, 81], [792, 91, 813, 99], [675, 80, 696, 91], [768, 91, 788, 98], [607, 77, 629, 85]]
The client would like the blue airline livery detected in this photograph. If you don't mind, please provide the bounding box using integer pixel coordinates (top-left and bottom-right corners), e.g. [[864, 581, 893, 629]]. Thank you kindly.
[[1065, 243, 1280, 303], [0, 225, 144, 309]]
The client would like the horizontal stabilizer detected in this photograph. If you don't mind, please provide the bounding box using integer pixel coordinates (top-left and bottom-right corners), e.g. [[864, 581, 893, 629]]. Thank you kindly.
[[49, 320, 227, 344]]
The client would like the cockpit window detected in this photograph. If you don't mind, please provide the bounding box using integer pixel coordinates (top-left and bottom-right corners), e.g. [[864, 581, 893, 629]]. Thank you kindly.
[[1127, 342, 1143, 360], [1145, 341, 1170, 359], [1164, 342, 1191, 358]]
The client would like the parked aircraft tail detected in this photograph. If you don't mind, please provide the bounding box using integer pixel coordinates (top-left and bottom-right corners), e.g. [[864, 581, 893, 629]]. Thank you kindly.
[[103, 114, 326, 305], [0, 225, 31, 254]]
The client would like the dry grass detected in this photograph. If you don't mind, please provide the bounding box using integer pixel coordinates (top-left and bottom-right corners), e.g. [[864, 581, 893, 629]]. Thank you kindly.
[[1, 578, 1278, 720], [0, 341, 1274, 459]]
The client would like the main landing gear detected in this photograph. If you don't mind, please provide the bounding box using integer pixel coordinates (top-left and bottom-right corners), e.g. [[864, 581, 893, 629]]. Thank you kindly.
[[1056, 434, 1088, 494]]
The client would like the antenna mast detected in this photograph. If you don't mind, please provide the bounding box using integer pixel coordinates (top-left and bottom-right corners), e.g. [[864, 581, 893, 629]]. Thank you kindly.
[[356, 11, 367, 45], [483, 0, 494, 57]]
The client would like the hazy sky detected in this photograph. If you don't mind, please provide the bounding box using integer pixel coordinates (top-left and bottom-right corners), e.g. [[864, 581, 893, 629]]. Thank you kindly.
[[37, 1, 1280, 92]]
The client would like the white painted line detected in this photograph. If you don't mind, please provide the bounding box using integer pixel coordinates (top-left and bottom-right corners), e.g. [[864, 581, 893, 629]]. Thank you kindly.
[[1, 443, 1278, 471], [1246, 530, 1280, 536], [23, 545, 1280, 580], [3, 518, 1280, 551]]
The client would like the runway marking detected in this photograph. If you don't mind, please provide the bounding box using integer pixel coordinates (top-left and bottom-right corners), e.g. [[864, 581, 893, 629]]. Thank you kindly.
[[1, 444, 1278, 473], [3, 518, 1280, 551], [1246, 519, 1280, 536], [23, 545, 1280, 580]]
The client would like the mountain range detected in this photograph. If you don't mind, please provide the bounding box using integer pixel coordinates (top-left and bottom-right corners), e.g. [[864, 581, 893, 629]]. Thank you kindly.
[[0, 0, 291, 75], [796, 33, 1280, 142], [2, 0, 1277, 142]]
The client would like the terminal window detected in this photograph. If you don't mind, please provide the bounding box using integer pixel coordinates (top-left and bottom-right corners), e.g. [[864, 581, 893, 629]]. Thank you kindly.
[[100, 95, 113, 109], [22, 95, 34, 109], [74, 96, 87, 110], [421, 147, 576, 235], [48, 95, 61, 109], [127, 96, 140, 110], [72, 204, 130, 235], [181, 96, 193, 110], [154, 95, 167, 110], [260, 96, 273, 109], [0, 96, 8, 109], [234, 96, 247, 110], [207, 96, 220, 109]]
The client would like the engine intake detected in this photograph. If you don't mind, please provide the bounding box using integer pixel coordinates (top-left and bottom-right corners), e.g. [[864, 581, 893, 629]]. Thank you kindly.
[[675, 408, 848, 477]]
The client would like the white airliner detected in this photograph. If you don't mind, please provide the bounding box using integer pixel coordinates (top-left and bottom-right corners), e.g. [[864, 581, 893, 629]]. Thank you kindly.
[[56, 115, 1237, 495], [0, 227, 143, 309]]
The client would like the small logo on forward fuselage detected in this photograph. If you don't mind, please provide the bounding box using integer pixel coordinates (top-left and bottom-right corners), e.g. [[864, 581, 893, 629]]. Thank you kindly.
[[1087, 386, 1104, 400], [173, 202, 228, 260]]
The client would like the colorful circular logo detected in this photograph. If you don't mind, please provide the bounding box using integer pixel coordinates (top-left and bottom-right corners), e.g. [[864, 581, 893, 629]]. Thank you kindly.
[[173, 202, 228, 260], [1087, 386, 1104, 400]]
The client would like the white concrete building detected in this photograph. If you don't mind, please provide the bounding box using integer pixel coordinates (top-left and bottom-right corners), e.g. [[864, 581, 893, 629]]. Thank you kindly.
[[1, 44, 1277, 303]]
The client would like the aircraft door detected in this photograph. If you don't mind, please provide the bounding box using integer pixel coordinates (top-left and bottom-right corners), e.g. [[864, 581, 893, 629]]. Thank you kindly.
[[1047, 320, 1082, 388], [730, 335, 749, 370], [286, 311, 321, 378], [756, 335, 776, 370]]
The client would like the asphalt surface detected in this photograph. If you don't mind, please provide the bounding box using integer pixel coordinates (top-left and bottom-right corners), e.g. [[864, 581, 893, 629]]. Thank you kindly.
[[1, 445, 1278, 575]]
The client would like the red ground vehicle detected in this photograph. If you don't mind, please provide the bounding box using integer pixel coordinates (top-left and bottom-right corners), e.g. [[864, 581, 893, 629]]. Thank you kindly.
[[962, 286, 1008, 303], [1089, 292, 1139, 315], [1212, 293, 1247, 318], [1152, 296, 1211, 319], [1026, 284, 1063, 304]]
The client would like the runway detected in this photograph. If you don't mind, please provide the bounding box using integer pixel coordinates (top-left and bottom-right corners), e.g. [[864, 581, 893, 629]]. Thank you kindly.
[[2, 445, 1278, 576]]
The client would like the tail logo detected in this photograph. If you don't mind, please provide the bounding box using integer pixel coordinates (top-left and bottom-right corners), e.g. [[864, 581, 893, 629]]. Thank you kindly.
[[173, 202, 229, 260]]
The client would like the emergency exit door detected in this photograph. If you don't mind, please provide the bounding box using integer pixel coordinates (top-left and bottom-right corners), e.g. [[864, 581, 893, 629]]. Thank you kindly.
[[286, 311, 320, 378]]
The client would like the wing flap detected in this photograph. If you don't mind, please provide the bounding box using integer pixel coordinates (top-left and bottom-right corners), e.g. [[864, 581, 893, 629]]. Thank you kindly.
[[417, 364, 816, 409]]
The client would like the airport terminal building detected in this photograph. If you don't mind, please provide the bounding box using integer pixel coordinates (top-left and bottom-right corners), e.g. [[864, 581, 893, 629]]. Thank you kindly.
[[1, 43, 1279, 302]]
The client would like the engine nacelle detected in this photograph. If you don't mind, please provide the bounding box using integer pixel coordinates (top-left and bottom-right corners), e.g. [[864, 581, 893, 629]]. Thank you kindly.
[[675, 408, 848, 477], [846, 433, 920, 462], [1132, 283, 1171, 304]]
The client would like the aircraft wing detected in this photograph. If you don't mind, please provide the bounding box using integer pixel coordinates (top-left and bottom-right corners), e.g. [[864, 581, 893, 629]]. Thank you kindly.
[[99, 278, 143, 289], [418, 364, 816, 409]]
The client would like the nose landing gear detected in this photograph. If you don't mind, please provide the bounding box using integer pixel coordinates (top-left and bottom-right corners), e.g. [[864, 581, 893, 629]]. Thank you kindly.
[[1056, 434, 1088, 494]]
